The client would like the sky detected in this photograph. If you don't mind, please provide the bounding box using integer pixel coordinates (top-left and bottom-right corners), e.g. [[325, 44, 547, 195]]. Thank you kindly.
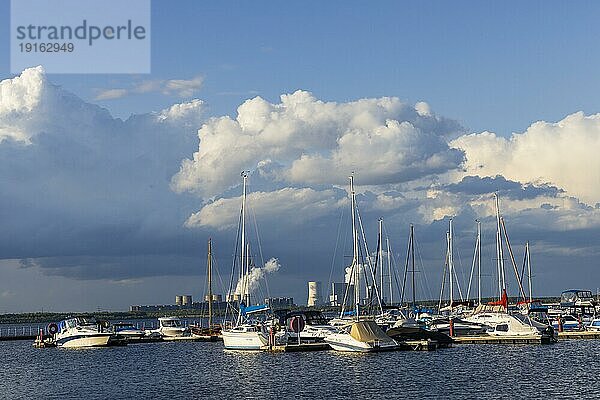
[[1, 1, 600, 312]]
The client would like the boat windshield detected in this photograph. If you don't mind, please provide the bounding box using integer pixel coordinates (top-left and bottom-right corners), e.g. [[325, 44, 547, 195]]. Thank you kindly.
[[578, 291, 593, 299], [76, 317, 97, 326], [161, 319, 182, 327]]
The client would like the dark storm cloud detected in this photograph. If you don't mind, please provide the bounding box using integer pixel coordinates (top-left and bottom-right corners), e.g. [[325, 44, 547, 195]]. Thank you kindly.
[[0, 67, 209, 280], [444, 175, 563, 200]]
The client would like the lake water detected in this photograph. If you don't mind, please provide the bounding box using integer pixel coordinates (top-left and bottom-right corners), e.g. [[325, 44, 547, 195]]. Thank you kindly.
[[1, 339, 599, 399]]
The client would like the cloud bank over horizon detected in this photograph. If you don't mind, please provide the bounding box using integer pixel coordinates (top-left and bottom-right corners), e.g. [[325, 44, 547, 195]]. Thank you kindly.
[[1, 67, 600, 311]]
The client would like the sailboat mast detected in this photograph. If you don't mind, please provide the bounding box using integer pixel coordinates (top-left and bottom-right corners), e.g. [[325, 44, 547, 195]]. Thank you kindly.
[[477, 220, 481, 305], [207, 238, 213, 329], [526, 241, 532, 302], [449, 219, 454, 307], [241, 172, 247, 304], [387, 237, 392, 306], [350, 175, 360, 321], [246, 243, 251, 306], [494, 193, 506, 296], [410, 224, 416, 310], [378, 218, 384, 303]]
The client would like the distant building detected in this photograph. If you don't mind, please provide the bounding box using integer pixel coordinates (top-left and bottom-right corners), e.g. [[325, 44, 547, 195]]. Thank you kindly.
[[329, 282, 354, 306], [205, 294, 223, 302], [265, 297, 295, 310], [130, 293, 226, 312], [307, 281, 322, 307]]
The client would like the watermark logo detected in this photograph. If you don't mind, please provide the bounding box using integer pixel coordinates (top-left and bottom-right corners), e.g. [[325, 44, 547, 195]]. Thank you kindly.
[[10, 0, 151, 73]]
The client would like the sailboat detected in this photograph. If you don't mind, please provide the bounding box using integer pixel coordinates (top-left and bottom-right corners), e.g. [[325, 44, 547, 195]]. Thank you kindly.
[[386, 224, 454, 346], [462, 194, 555, 342], [221, 172, 270, 350], [428, 220, 488, 336], [324, 175, 398, 352], [190, 238, 222, 341]]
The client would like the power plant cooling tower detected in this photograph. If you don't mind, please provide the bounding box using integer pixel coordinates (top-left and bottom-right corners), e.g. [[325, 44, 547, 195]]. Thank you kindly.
[[307, 281, 322, 307]]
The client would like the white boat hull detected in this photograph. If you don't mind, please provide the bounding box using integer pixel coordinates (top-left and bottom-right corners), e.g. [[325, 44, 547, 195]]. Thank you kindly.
[[56, 333, 112, 348], [324, 332, 397, 352], [222, 330, 268, 350]]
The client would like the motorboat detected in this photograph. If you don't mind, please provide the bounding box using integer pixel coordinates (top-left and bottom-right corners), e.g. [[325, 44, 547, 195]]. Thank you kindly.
[[427, 316, 489, 336], [385, 325, 453, 347], [146, 317, 189, 338], [586, 318, 600, 331], [111, 322, 146, 341], [54, 317, 113, 348], [551, 314, 583, 331], [279, 310, 338, 342], [325, 320, 398, 352]]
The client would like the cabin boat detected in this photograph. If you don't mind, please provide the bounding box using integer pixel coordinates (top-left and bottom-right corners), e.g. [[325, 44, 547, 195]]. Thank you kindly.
[[111, 322, 145, 341], [280, 310, 338, 342], [427, 317, 488, 336], [325, 320, 397, 352], [586, 318, 600, 332], [54, 317, 113, 348], [551, 314, 584, 331], [146, 317, 189, 338], [222, 322, 269, 350], [464, 305, 556, 341]]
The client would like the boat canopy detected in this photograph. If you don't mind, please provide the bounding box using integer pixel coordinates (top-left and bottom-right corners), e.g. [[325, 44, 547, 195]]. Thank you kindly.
[[241, 304, 269, 315], [349, 321, 395, 345], [560, 289, 595, 307], [473, 304, 506, 314]]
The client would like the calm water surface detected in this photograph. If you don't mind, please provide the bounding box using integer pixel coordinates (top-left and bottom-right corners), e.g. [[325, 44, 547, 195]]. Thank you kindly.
[[1, 340, 599, 399]]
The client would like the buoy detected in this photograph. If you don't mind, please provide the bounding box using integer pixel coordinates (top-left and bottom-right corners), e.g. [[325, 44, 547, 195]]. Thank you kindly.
[[48, 323, 59, 335]]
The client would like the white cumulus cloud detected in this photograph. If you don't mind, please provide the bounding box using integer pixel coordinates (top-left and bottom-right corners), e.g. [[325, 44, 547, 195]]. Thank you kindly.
[[171, 90, 464, 198], [186, 187, 346, 229], [451, 112, 600, 205]]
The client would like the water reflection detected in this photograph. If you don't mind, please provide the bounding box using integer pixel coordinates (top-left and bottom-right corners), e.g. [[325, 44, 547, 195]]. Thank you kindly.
[[2, 340, 600, 399]]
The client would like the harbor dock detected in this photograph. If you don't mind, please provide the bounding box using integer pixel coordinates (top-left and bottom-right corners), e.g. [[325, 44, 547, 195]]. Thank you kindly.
[[263, 342, 331, 352], [558, 331, 600, 340], [452, 334, 554, 345]]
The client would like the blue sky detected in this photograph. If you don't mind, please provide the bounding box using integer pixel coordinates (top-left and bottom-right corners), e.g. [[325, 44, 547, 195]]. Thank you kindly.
[[3, 1, 600, 134], [1, 1, 600, 312]]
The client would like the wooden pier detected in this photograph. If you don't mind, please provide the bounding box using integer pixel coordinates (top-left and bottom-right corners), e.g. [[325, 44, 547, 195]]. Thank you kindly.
[[263, 342, 331, 352], [558, 331, 600, 340], [398, 339, 440, 351], [452, 334, 553, 344]]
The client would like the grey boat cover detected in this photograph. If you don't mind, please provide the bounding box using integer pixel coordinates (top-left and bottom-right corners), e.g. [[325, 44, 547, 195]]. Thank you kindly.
[[350, 320, 396, 345]]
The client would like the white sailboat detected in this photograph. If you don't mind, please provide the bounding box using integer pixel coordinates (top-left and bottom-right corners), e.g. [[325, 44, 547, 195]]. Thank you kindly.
[[222, 172, 270, 350], [463, 194, 555, 341], [325, 175, 398, 352]]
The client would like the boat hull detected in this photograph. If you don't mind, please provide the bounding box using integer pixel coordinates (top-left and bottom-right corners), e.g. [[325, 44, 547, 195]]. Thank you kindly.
[[325, 333, 397, 352], [222, 330, 268, 350], [56, 333, 112, 348]]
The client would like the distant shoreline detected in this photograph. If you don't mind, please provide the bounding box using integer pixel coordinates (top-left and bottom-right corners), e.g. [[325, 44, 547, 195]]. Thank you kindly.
[[0, 296, 564, 324]]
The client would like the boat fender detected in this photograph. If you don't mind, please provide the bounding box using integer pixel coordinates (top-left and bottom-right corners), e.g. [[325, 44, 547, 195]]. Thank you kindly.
[[48, 323, 59, 335]]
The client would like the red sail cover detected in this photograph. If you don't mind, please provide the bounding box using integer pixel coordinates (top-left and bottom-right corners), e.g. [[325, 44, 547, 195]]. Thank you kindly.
[[488, 289, 508, 310]]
